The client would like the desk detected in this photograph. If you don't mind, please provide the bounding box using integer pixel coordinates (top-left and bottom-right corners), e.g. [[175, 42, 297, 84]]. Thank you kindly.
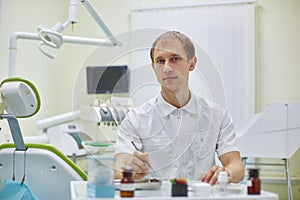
[[71, 181, 278, 200]]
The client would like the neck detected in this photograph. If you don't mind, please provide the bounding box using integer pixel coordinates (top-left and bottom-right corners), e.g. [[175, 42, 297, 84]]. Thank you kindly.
[[161, 87, 191, 108]]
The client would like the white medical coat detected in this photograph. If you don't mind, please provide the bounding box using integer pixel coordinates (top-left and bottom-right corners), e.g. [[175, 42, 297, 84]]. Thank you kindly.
[[115, 92, 238, 179]]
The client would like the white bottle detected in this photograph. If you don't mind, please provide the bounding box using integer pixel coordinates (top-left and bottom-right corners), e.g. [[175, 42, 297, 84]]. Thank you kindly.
[[217, 171, 228, 196]]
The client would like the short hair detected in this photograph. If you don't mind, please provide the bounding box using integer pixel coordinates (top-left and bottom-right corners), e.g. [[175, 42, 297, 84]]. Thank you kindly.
[[150, 31, 195, 63]]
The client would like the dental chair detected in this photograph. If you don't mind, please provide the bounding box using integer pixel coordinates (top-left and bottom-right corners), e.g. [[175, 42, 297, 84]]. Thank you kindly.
[[0, 78, 87, 200]]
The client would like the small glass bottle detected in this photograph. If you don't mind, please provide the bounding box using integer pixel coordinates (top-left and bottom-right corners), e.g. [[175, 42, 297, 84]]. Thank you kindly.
[[247, 168, 261, 195], [217, 171, 228, 196], [120, 166, 135, 197]]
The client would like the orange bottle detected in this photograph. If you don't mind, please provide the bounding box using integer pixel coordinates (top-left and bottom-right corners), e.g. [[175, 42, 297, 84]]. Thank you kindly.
[[120, 166, 135, 197], [247, 168, 261, 195]]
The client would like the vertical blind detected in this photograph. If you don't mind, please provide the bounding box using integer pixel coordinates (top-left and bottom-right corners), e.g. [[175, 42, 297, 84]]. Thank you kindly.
[[130, 1, 256, 126]]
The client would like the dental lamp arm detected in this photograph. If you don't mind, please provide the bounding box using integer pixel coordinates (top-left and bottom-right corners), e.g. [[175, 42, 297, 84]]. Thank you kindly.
[[8, 0, 121, 77], [9, 32, 40, 77], [39, 0, 120, 48], [8, 32, 114, 76], [69, 0, 78, 25], [81, 0, 121, 46]]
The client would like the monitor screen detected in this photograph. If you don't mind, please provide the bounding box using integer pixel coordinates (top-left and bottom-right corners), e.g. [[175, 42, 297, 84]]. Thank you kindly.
[[86, 65, 129, 94]]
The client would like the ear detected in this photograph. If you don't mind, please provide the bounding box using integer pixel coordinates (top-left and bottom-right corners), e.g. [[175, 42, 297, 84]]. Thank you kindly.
[[189, 57, 197, 71]]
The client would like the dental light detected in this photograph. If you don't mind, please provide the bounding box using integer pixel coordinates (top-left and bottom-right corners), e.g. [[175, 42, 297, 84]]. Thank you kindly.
[[38, 0, 78, 58], [8, 0, 121, 76]]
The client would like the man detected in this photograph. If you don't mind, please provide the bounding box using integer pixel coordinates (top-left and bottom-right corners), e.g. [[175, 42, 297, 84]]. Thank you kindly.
[[114, 31, 244, 184]]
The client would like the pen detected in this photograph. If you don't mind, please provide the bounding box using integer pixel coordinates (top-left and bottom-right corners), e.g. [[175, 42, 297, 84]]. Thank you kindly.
[[130, 141, 157, 177]]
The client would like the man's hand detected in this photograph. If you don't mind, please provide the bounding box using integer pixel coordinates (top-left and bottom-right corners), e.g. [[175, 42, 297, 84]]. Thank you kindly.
[[114, 151, 151, 179], [201, 165, 228, 185], [201, 151, 244, 185], [128, 151, 151, 179]]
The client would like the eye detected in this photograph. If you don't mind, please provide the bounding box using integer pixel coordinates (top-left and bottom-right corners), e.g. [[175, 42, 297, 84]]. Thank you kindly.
[[155, 59, 165, 64], [171, 57, 181, 62]]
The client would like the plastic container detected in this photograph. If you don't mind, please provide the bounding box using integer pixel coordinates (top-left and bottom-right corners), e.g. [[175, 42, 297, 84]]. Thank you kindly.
[[192, 182, 213, 197], [86, 155, 115, 198], [217, 171, 228, 196]]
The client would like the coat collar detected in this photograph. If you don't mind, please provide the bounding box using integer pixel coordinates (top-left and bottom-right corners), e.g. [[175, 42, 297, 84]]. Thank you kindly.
[[157, 91, 198, 117]]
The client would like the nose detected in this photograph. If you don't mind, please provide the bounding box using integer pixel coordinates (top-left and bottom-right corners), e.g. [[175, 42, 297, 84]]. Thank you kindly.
[[163, 63, 172, 73]]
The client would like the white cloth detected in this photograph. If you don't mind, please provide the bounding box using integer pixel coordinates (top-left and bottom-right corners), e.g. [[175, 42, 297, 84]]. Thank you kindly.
[[115, 92, 239, 179]]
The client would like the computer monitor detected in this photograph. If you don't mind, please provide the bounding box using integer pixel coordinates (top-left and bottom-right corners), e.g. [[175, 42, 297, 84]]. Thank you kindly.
[[86, 65, 129, 94]]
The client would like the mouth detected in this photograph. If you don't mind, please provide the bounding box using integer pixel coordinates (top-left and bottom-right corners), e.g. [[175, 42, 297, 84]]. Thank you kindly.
[[163, 76, 177, 80]]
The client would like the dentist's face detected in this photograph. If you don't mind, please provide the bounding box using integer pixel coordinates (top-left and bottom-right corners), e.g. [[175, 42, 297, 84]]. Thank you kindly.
[[151, 39, 195, 93]]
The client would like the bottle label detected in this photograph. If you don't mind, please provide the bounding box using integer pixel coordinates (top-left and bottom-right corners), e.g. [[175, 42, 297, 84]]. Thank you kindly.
[[246, 180, 252, 187], [120, 183, 135, 191]]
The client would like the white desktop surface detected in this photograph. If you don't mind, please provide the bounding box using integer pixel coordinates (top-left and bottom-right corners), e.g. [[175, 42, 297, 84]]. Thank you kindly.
[[71, 181, 278, 200]]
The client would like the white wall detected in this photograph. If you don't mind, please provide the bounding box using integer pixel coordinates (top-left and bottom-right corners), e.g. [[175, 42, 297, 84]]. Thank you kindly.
[[256, 0, 300, 111]]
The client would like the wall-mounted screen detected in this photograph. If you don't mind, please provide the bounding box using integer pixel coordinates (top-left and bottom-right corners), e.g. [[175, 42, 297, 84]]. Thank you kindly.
[[86, 65, 129, 94]]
